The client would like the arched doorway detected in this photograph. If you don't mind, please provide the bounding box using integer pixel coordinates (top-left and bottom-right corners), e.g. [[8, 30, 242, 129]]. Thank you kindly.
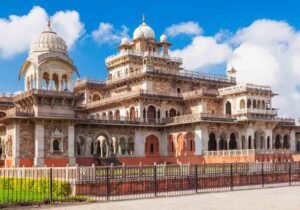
[[147, 106, 156, 122], [130, 107, 136, 120], [283, 135, 290, 149], [186, 132, 195, 154], [219, 133, 227, 150], [208, 133, 217, 151], [145, 135, 159, 156], [275, 134, 281, 149], [229, 133, 237, 150], [225, 101, 232, 115], [177, 133, 185, 156], [115, 110, 120, 120]]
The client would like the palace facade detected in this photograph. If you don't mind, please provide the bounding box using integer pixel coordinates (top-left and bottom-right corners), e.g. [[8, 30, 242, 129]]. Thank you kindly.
[[0, 19, 300, 167]]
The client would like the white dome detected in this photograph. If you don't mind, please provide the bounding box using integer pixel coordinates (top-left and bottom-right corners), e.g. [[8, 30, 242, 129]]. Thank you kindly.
[[121, 37, 130, 45], [160, 34, 167, 42], [133, 22, 155, 40], [30, 23, 67, 54]]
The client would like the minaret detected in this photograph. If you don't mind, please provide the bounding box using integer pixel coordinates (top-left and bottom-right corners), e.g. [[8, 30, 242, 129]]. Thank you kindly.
[[227, 65, 237, 82]]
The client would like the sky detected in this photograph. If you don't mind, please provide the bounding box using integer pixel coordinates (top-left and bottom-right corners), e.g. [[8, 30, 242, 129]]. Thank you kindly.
[[1, 0, 300, 117]]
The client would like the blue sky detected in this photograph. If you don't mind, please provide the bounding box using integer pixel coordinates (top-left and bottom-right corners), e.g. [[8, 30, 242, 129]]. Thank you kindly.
[[1, 0, 300, 117]]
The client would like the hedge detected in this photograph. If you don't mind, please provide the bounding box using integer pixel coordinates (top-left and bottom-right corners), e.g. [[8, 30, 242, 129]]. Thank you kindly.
[[0, 177, 71, 197]]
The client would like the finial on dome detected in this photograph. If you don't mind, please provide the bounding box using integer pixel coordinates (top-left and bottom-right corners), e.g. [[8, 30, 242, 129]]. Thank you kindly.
[[142, 14, 146, 23], [45, 18, 52, 31]]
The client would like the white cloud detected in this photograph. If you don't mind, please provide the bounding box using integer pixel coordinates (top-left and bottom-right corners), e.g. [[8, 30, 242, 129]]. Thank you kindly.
[[165, 21, 203, 37], [0, 6, 84, 58], [228, 19, 300, 117], [92, 23, 129, 45], [171, 36, 232, 70]]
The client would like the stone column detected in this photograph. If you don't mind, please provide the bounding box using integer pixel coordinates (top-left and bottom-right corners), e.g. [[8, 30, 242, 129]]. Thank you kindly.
[[68, 125, 75, 165], [12, 123, 20, 167], [34, 124, 44, 166]]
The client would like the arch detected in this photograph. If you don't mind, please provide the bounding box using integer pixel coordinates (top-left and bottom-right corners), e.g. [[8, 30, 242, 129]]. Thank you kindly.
[[241, 135, 246, 149], [275, 134, 281, 149], [145, 135, 159, 156], [76, 136, 85, 156], [247, 99, 251, 109], [95, 113, 100, 120], [225, 101, 232, 115], [127, 137, 135, 155], [257, 100, 261, 109], [101, 112, 107, 120], [208, 133, 217, 151], [248, 136, 252, 149], [96, 135, 109, 157], [115, 110, 120, 120], [129, 106, 136, 120], [53, 139, 61, 151], [229, 133, 237, 150], [254, 129, 265, 149], [147, 105, 156, 122], [240, 99, 246, 109], [177, 88, 181, 94], [92, 93, 101, 102], [283, 134, 290, 149], [253, 100, 257, 109], [119, 137, 127, 155], [108, 111, 113, 120], [186, 132, 195, 153], [169, 108, 177, 117], [168, 135, 175, 155], [219, 133, 227, 150]]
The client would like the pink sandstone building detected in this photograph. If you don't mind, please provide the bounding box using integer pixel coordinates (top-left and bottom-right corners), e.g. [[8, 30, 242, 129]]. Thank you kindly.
[[0, 19, 299, 167]]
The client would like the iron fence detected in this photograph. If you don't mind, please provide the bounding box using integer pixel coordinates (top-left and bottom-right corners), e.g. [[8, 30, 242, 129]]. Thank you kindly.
[[0, 161, 300, 207]]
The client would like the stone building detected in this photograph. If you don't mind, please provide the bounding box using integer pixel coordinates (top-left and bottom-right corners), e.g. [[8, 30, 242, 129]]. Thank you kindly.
[[0, 18, 299, 167]]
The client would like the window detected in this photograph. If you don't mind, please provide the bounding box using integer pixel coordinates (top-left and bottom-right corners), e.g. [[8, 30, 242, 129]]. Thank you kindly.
[[225, 101, 232, 115], [177, 88, 181, 94], [53, 139, 61, 152]]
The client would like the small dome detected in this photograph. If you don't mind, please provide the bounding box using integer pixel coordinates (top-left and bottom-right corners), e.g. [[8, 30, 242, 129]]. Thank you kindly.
[[160, 34, 167, 42], [133, 19, 155, 40], [30, 21, 67, 54], [121, 37, 130, 45]]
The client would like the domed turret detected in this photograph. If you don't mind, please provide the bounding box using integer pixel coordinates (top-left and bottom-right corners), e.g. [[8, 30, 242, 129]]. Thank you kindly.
[[133, 16, 155, 40], [121, 37, 130, 45], [160, 34, 167, 42], [30, 20, 67, 54]]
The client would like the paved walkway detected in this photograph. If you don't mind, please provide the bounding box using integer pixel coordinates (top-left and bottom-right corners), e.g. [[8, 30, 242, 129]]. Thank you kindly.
[[19, 186, 300, 210]]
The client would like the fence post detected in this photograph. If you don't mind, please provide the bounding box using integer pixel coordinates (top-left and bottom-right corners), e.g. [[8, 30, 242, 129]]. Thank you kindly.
[[230, 163, 233, 191], [289, 162, 292, 186], [261, 162, 264, 187], [49, 168, 53, 203], [154, 164, 157, 197], [195, 164, 198, 193], [106, 167, 110, 200]]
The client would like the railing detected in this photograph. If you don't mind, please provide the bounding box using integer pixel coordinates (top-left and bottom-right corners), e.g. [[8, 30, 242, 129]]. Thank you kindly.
[[105, 50, 183, 63], [13, 89, 80, 101], [219, 83, 272, 95], [163, 113, 237, 124], [238, 115, 295, 124], [237, 108, 278, 115], [1, 162, 300, 207], [182, 89, 219, 99], [5, 107, 34, 117], [204, 149, 291, 156], [75, 77, 106, 87]]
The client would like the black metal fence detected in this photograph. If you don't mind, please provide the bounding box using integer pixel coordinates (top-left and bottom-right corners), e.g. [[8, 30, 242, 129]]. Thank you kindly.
[[1, 161, 300, 207]]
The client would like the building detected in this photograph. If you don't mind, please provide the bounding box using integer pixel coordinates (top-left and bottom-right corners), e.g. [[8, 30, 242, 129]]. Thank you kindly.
[[0, 18, 299, 167]]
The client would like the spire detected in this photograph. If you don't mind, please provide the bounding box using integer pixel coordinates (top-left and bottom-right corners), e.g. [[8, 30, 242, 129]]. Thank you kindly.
[[142, 14, 146, 23], [45, 18, 52, 32]]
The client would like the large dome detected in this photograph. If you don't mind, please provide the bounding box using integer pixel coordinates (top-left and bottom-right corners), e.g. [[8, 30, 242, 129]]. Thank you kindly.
[[30, 22, 67, 54], [133, 20, 155, 40]]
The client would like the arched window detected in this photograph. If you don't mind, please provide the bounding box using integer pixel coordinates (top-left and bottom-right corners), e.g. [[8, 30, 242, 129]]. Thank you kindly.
[[240, 99, 245, 109], [247, 99, 251, 109], [177, 88, 181, 94], [115, 110, 120, 120], [219, 133, 227, 150], [101, 112, 107, 120], [145, 135, 159, 156], [77, 136, 85, 156], [143, 108, 146, 121], [165, 110, 169, 118], [283, 135, 290, 149], [248, 136, 252, 149], [225, 101, 232, 115], [169, 108, 176, 117], [229, 133, 237, 150], [130, 107, 136, 120], [208, 133, 217, 151], [53, 139, 61, 152], [95, 113, 100, 120], [253, 100, 257, 109], [186, 133, 195, 152], [147, 106, 156, 122], [177, 133, 185, 156], [157, 109, 161, 120], [275, 134, 281, 149], [168, 135, 175, 155], [119, 137, 127, 155], [127, 137, 135, 155], [92, 93, 101, 102], [108, 111, 113, 120]]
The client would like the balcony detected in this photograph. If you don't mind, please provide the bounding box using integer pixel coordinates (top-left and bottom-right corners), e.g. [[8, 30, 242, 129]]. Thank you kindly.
[[5, 107, 34, 118], [75, 77, 106, 87], [163, 113, 237, 124], [13, 89, 81, 101], [237, 108, 277, 115], [203, 149, 291, 157], [219, 83, 272, 96], [105, 50, 183, 64]]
